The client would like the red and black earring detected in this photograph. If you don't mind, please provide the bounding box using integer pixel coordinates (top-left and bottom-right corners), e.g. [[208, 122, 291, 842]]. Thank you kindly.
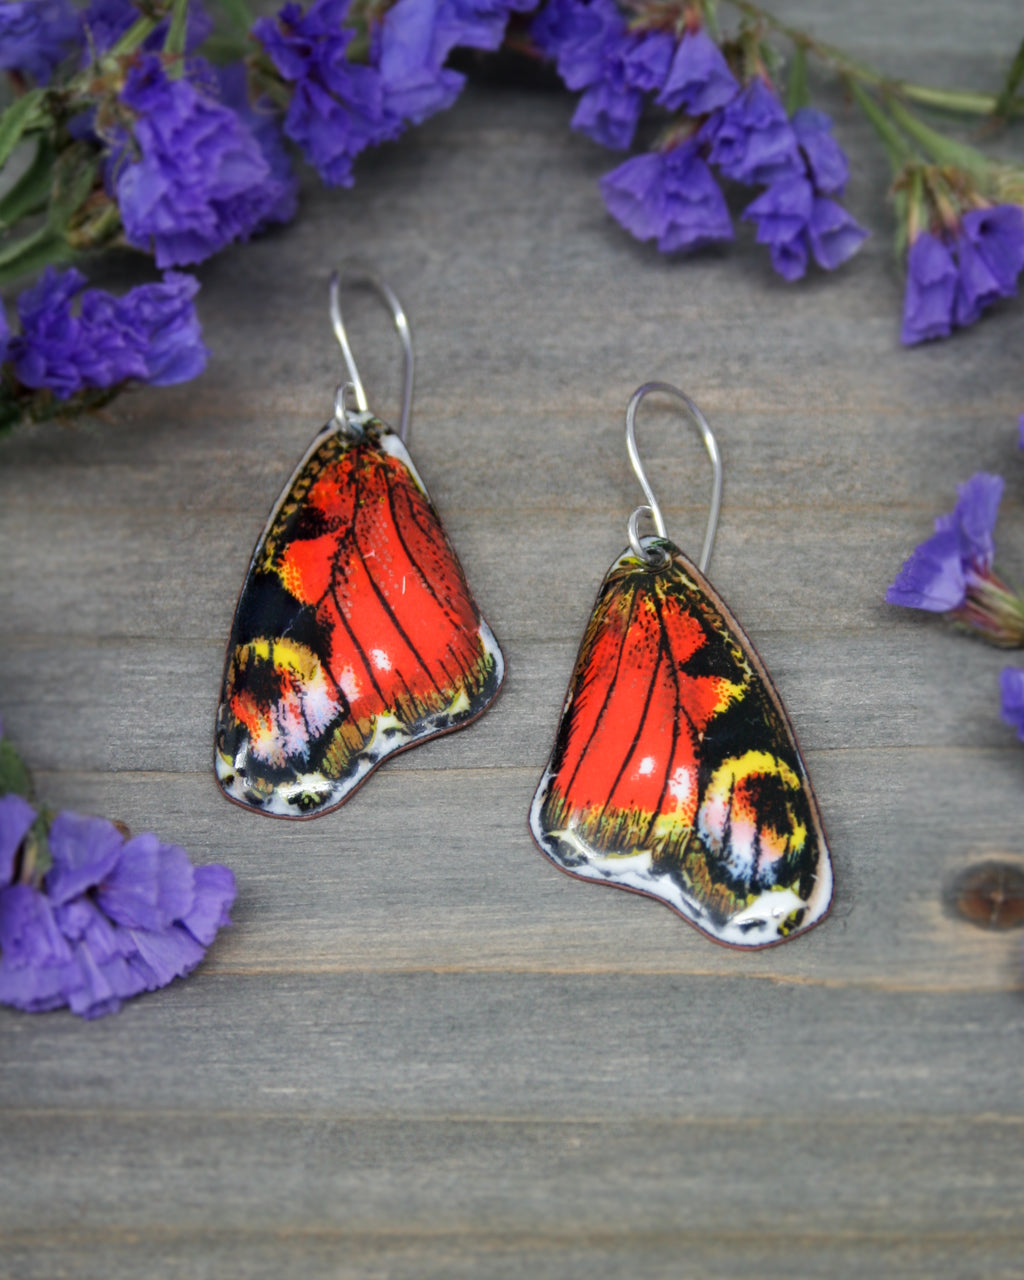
[[214, 268, 504, 817], [529, 382, 832, 947]]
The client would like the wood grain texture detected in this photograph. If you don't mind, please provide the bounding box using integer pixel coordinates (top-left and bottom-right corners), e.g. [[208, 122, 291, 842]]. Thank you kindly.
[[3, 3, 1024, 1275]]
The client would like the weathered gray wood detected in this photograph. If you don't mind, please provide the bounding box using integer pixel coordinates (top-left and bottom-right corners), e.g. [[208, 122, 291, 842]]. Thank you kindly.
[[3, 3, 1024, 1275]]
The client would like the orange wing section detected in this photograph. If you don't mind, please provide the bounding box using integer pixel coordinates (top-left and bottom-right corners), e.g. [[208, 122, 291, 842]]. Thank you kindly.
[[215, 415, 503, 817], [530, 541, 832, 948]]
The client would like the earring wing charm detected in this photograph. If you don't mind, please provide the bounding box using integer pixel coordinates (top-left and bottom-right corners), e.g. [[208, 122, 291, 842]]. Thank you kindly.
[[530, 539, 831, 946], [216, 411, 504, 817]]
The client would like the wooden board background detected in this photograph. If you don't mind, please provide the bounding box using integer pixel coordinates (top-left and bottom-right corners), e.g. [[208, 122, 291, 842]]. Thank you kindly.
[[3, 3, 1024, 1275]]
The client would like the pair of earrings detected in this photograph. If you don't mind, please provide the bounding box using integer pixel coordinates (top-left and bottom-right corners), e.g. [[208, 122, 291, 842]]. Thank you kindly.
[[214, 271, 833, 949]]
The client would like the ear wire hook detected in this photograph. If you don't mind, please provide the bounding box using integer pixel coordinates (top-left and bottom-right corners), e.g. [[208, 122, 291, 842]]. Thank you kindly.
[[625, 381, 723, 574], [329, 264, 415, 441]]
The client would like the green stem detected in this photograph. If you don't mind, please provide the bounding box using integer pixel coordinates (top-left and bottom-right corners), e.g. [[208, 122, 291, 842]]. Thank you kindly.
[[883, 93, 991, 181], [723, 0, 1024, 118], [900, 83, 1017, 118], [784, 40, 809, 113], [846, 80, 915, 172], [109, 14, 159, 57], [164, 0, 190, 68]]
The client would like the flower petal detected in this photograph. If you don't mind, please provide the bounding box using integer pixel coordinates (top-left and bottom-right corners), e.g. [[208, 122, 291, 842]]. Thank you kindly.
[[45, 810, 124, 906], [885, 526, 967, 612]]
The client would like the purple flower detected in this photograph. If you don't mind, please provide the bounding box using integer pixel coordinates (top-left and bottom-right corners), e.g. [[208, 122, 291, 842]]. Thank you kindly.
[[94, 832, 195, 931], [657, 28, 739, 116], [699, 79, 802, 186], [571, 30, 674, 150], [886, 473, 1024, 645], [600, 141, 733, 252], [285, 70, 399, 187], [0, 884, 76, 1011], [432, 0, 535, 57], [375, 0, 465, 125], [81, 0, 213, 57], [1000, 668, 1024, 742], [0, 0, 80, 83], [0, 299, 9, 366], [887, 524, 972, 613], [742, 176, 866, 280], [254, 0, 401, 187], [9, 267, 207, 399], [742, 175, 813, 279], [1019, 413, 1024, 449], [532, 1, 672, 151], [954, 232, 1005, 327], [902, 207, 1024, 346], [953, 205, 1024, 327], [0, 794, 36, 889], [961, 205, 1024, 294], [120, 272, 208, 386], [887, 472, 1002, 612], [110, 55, 289, 266], [530, 0, 622, 92], [901, 232, 957, 344], [808, 196, 868, 269], [46, 810, 124, 904], [216, 64, 299, 231], [791, 108, 848, 195], [0, 799, 236, 1019], [12, 267, 139, 396], [572, 80, 643, 150]]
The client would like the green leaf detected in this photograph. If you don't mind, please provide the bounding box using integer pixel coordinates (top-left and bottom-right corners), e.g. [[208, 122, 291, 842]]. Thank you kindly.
[[0, 138, 55, 231], [0, 225, 76, 287], [47, 143, 99, 229], [993, 35, 1024, 121], [0, 739, 35, 801], [785, 43, 810, 114], [0, 88, 48, 170]]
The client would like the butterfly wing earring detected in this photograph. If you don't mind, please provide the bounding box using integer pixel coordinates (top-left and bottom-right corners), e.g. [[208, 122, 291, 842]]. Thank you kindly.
[[529, 382, 832, 947], [215, 268, 505, 817]]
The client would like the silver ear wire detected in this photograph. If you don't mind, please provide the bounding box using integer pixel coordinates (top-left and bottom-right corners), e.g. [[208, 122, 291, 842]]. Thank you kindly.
[[329, 264, 415, 441], [625, 381, 723, 574]]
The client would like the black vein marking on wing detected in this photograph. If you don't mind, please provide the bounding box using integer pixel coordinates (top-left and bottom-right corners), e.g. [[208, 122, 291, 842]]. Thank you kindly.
[[642, 586, 689, 847], [384, 460, 474, 634], [557, 578, 642, 804], [595, 593, 669, 831]]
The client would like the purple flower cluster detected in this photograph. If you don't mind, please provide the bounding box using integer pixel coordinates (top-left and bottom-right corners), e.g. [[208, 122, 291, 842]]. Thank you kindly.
[[0, 796, 235, 1019], [887, 472, 1002, 613], [253, 0, 531, 188], [5, 267, 207, 399], [901, 206, 1024, 345], [108, 54, 297, 268], [537, 10, 867, 279], [533, 0, 673, 150], [254, 0, 403, 188], [886, 472, 1024, 647], [600, 138, 732, 253], [0, 0, 80, 83]]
